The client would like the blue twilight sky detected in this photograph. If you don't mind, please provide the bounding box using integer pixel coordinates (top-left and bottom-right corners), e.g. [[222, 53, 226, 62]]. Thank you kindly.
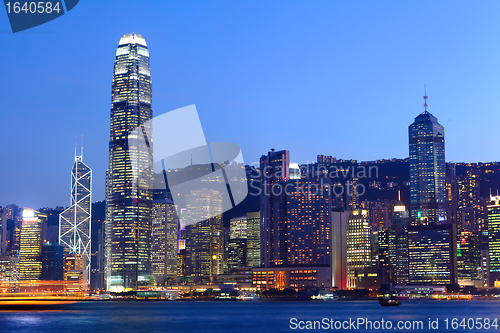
[[1, 1, 499, 208]]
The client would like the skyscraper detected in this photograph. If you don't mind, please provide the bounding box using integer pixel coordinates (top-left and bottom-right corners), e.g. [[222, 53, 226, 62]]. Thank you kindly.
[[246, 211, 261, 267], [488, 195, 500, 287], [409, 92, 446, 224], [184, 189, 224, 279], [408, 223, 457, 285], [331, 210, 349, 290], [260, 149, 289, 267], [151, 198, 179, 285], [346, 210, 372, 288], [106, 33, 153, 292], [59, 149, 92, 278], [286, 178, 332, 267], [19, 208, 42, 280]]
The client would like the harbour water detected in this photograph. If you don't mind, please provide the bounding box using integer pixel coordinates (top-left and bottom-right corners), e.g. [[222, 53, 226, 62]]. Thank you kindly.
[[1, 300, 500, 332]]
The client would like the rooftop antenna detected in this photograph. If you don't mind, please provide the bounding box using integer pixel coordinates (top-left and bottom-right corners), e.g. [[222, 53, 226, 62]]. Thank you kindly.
[[423, 84, 428, 113], [398, 190, 401, 201]]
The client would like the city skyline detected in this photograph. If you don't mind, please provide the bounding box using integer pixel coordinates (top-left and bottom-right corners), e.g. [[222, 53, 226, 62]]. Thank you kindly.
[[2, 1, 500, 209]]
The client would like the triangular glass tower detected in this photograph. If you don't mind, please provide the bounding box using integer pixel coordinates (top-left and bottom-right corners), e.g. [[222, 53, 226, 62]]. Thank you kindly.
[[59, 153, 92, 275]]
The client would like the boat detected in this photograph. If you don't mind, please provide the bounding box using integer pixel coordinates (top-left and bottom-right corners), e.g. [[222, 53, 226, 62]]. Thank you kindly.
[[0, 299, 78, 311], [379, 297, 401, 306]]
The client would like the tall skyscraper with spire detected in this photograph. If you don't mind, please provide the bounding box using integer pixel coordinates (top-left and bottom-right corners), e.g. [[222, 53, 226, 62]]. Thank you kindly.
[[106, 33, 153, 292], [59, 142, 92, 279], [408, 90, 446, 225]]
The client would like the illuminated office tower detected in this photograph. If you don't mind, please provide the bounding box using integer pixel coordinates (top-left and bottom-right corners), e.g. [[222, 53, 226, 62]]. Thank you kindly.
[[184, 190, 223, 278], [106, 33, 153, 292], [346, 210, 372, 288], [408, 223, 457, 285], [59, 149, 92, 279], [260, 149, 289, 267], [246, 212, 261, 267], [286, 178, 332, 267], [151, 199, 179, 284], [488, 195, 500, 287], [229, 216, 247, 239], [19, 208, 42, 280], [408, 92, 446, 224]]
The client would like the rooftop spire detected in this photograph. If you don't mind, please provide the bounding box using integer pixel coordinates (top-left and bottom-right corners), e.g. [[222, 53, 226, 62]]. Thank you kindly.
[[423, 84, 428, 113]]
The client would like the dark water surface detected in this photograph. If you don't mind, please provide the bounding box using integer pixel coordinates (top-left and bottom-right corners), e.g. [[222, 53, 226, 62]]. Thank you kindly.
[[1, 300, 500, 332]]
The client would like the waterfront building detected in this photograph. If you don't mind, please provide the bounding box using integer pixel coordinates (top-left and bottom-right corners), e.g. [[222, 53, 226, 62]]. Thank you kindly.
[[252, 266, 332, 289]]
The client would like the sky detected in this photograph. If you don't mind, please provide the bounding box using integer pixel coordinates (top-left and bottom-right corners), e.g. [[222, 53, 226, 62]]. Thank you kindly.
[[1, 1, 499, 209]]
